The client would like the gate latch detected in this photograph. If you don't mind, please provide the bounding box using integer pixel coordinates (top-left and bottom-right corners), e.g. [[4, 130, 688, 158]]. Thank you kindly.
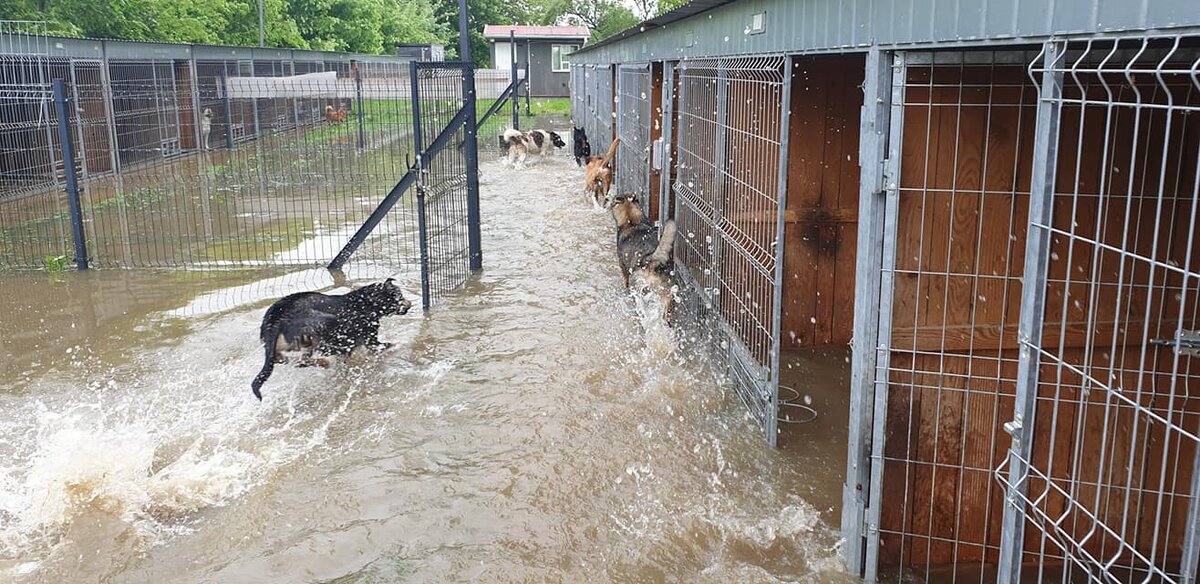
[[1149, 330, 1200, 357]]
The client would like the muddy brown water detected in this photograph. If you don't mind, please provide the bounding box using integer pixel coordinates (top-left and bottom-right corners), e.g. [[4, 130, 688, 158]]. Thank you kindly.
[[0, 153, 855, 583]]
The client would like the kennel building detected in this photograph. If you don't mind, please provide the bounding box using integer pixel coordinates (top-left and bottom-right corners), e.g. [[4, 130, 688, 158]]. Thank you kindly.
[[571, 1, 1200, 581]]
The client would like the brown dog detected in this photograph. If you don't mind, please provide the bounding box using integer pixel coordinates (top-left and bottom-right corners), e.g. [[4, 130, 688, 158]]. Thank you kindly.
[[583, 137, 620, 209], [325, 104, 348, 124]]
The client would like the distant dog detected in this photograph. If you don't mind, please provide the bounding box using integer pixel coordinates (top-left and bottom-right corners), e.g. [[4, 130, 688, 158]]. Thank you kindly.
[[583, 137, 620, 209], [199, 108, 213, 150], [503, 128, 566, 166], [325, 104, 348, 124], [572, 126, 591, 166], [612, 193, 677, 323], [250, 279, 412, 400]]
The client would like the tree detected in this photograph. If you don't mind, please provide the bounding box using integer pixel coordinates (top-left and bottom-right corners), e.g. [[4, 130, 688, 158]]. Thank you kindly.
[[655, 0, 688, 16], [527, 0, 639, 42], [431, 0, 531, 67]]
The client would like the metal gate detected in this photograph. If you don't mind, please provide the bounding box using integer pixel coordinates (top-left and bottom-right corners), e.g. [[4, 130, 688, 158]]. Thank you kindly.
[[673, 56, 791, 445], [587, 64, 614, 154], [615, 63, 651, 202], [848, 37, 1200, 583], [410, 61, 476, 309]]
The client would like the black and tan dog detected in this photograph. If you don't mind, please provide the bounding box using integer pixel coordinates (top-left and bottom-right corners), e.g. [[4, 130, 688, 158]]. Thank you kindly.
[[611, 193, 678, 323], [250, 279, 412, 400]]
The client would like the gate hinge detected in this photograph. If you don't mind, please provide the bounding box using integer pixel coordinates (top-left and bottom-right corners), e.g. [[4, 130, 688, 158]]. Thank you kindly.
[[1149, 330, 1200, 356]]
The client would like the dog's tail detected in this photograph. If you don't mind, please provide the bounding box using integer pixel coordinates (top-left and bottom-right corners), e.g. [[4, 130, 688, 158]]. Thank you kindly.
[[250, 332, 278, 401], [647, 220, 677, 270], [601, 137, 621, 167]]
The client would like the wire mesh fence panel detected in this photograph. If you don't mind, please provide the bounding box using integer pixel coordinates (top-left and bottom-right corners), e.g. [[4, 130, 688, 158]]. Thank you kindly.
[[996, 36, 1200, 584], [0, 56, 73, 268], [412, 62, 472, 308], [0, 51, 421, 272], [586, 64, 614, 155], [673, 56, 788, 444], [864, 49, 1043, 581], [615, 63, 651, 204]]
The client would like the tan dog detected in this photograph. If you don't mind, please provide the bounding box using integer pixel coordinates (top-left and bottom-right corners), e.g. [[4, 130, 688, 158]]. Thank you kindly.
[[325, 104, 348, 124], [583, 137, 620, 209]]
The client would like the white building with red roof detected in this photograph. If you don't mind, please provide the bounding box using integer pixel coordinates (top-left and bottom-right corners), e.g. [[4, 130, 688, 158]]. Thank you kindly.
[[483, 25, 590, 97]]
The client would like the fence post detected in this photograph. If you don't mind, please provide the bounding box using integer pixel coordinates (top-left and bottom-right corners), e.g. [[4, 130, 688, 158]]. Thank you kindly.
[[51, 79, 89, 271], [410, 63, 432, 311], [354, 62, 366, 149], [842, 47, 893, 578], [510, 31, 519, 130], [461, 0, 483, 272], [524, 40, 532, 115], [221, 69, 235, 149], [997, 40, 1066, 584]]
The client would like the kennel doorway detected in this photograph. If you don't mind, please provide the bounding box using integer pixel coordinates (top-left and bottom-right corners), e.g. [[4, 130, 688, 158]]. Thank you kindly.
[[846, 38, 1200, 582]]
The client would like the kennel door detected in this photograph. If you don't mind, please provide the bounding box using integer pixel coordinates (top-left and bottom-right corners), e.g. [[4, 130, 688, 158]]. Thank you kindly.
[[672, 56, 791, 445], [615, 63, 651, 206]]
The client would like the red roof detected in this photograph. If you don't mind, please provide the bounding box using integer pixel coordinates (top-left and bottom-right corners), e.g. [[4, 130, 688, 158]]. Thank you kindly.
[[482, 25, 591, 40]]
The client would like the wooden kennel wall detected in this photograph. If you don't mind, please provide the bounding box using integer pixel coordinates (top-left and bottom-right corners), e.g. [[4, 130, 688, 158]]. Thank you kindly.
[[781, 55, 864, 350]]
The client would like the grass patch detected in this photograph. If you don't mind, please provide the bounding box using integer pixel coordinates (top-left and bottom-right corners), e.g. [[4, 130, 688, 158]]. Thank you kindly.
[[302, 99, 413, 145], [201, 217, 316, 262], [527, 98, 571, 117]]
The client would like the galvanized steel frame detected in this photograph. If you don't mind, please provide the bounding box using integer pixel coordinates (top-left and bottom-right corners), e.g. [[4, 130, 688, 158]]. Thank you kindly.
[[843, 47, 895, 577]]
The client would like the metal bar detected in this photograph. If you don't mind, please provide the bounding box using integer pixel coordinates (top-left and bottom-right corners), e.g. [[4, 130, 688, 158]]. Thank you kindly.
[[658, 63, 675, 224], [461, 67, 484, 272], [765, 56, 793, 447], [326, 104, 470, 271], [996, 40, 1066, 584], [354, 62, 366, 149], [411, 62, 431, 310], [525, 40, 532, 115], [51, 79, 89, 271], [221, 69, 234, 149], [510, 31, 519, 130], [863, 49, 908, 583], [842, 47, 892, 577]]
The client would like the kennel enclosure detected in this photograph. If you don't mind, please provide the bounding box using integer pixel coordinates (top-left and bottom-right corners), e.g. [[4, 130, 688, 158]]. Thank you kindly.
[[570, 0, 1200, 581]]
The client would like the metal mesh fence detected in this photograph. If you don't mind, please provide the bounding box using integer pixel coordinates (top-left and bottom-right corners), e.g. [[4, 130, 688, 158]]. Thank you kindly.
[[997, 36, 1200, 583], [615, 63, 651, 203], [412, 62, 472, 308], [673, 56, 789, 444], [0, 51, 420, 272]]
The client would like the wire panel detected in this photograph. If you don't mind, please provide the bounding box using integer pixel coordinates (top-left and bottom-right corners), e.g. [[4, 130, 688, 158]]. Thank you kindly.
[[674, 56, 787, 443], [615, 63, 651, 203], [413, 62, 471, 307], [0, 52, 420, 271], [999, 36, 1200, 584]]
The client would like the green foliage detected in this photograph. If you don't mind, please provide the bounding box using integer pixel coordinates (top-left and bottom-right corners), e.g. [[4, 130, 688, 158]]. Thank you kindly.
[[656, 0, 688, 16], [526, 0, 637, 42], [0, 0, 452, 55], [43, 254, 68, 272]]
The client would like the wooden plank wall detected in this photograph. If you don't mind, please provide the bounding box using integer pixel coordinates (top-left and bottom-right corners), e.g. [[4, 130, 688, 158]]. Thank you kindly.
[[879, 58, 1200, 575], [781, 55, 864, 349]]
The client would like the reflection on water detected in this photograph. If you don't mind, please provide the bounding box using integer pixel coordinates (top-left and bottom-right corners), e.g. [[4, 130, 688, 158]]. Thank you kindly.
[[0, 154, 853, 583]]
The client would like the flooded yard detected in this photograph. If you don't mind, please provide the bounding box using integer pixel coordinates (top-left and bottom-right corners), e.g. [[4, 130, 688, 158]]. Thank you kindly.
[[0, 153, 853, 583]]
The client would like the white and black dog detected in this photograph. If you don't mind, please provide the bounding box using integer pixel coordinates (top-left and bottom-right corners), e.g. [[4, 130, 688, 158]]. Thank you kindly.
[[502, 128, 566, 166]]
